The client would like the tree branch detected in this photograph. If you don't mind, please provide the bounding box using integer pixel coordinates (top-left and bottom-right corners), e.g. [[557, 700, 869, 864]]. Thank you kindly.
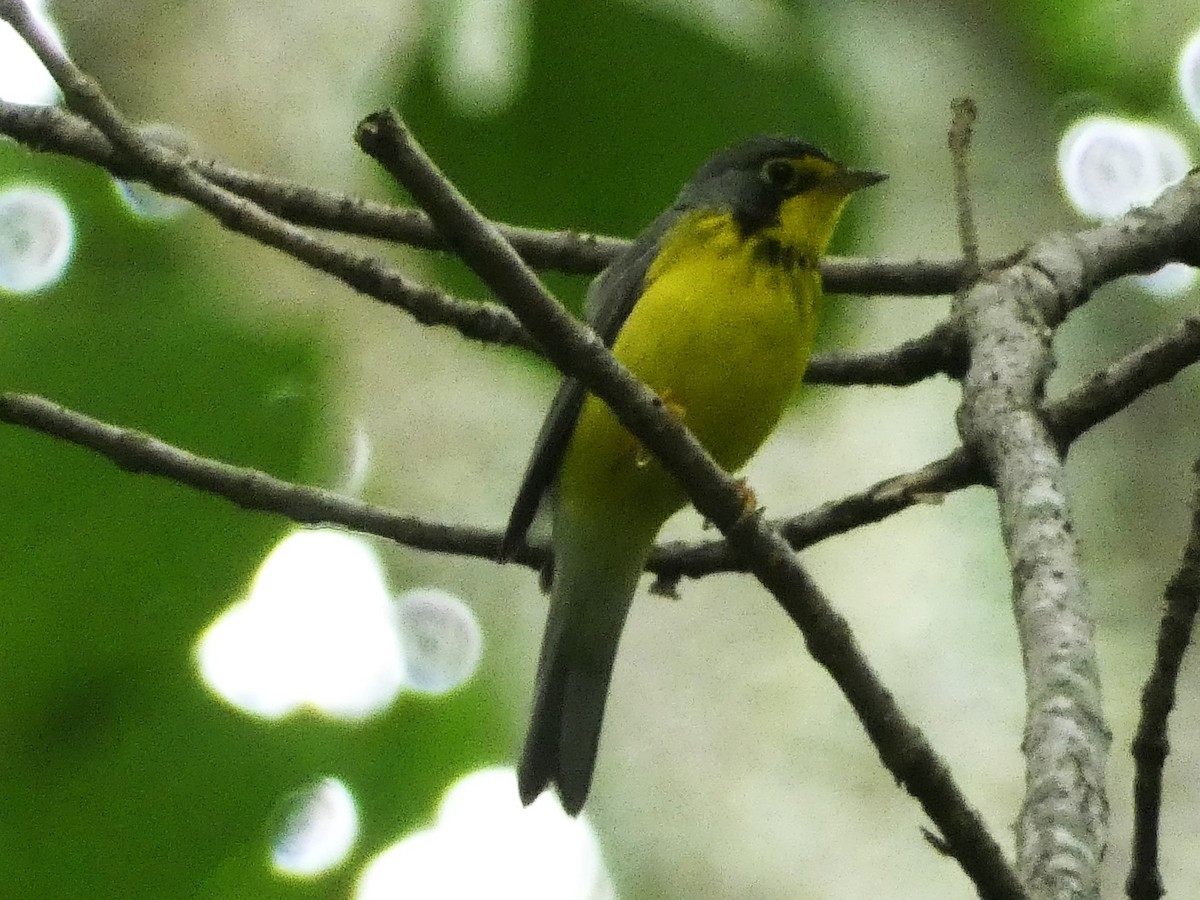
[[805, 319, 966, 385], [7, 305, 1199, 585], [654, 312, 1200, 581], [954, 104, 1103, 898], [1046, 316, 1200, 447], [0, 393, 508, 559], [0, 99, 989, 295], [0, 18, 537, 352], [3, 281, 1196, 897], [957, 252, 1109, 900], [0, 100, 623, 275], [945, 173, 1200, 900], [948, 97, 981, 281], [1126, 459, 1200, 900], [6, 5, 1200, 896], [0, 96, 980, 385]]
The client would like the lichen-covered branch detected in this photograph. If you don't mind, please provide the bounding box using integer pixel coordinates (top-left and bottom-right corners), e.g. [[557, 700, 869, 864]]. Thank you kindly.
[[948, 175, 1200, 900], [955, 263, 1109, 900]]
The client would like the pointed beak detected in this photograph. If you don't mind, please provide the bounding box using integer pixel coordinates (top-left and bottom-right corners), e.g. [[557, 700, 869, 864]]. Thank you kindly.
[[828, 169, 888, 193]]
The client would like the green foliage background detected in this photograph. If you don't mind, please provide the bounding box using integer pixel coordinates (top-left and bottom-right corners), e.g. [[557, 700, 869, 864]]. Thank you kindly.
[[3, 0, 1200, 897]]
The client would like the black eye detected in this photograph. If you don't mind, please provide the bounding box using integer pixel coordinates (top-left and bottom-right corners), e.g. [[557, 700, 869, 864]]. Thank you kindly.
[[761, 159, 796, 190]]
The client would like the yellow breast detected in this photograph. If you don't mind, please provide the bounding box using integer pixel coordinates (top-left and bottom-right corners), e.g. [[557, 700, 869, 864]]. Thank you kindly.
[[557, 210, 822, 527]]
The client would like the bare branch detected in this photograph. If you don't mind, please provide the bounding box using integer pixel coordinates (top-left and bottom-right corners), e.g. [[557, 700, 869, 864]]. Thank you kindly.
[[0, 392, 511, 560], [6, 284, 1199, 894], [7, 8, 1200, 895], [951, 168, 1200, 900], [650, 449, 980, 583], [0, 99, 990, 295], [1126, 459, 1200, 900], [948, 97, 981, 281], [1047, 316, 1200, 446], [355, 108, 1025, 900], [806, 319, 966, 385], [7, 304, 1198, 591], [957, 281, 1107, 900], [0, 9, 535, 352], [653, 312, 1200, 580], [0, 96, 979, 386], [0, 101, 622, 275]]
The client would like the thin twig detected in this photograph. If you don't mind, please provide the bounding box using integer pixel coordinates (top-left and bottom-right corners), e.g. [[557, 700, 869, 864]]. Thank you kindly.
[[649, 449, 980, 584], [656, 312, 1200, 581], [1126, 459, 1200, 900], [948, 97, 981, 281], [0, 99, 994, 295], [0, 393, 509, 560], [355, 108, 1025, 900], [806, 320, 966, 385], [0, 4, 536, 352], [1047, 316, 1200, 446], [5, 304, 1200, 586], [0, 95, 977, 385]]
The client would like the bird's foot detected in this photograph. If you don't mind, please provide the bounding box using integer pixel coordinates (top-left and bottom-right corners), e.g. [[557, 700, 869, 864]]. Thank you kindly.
[[734, 477, 761, 519], [702, 477, 763, 530], [635, 390, 686, 468]]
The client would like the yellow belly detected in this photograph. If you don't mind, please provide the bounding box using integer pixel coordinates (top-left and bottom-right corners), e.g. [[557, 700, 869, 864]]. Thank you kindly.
[[558, 214, 822, 529]]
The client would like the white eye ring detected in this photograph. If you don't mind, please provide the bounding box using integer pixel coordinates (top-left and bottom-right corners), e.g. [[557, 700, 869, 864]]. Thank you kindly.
[[761, 159, 797, 190]]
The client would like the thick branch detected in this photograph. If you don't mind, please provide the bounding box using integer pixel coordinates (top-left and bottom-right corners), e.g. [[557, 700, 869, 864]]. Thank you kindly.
[[945, 130, 1200, 900], [947, 173, 1200, 900], [958, 102, 1106, 898], [984, 174, 1200, 900], [946, 94, 1098, 900], [1126, 460, 1200, 900], [956, 268, 1106, 900]]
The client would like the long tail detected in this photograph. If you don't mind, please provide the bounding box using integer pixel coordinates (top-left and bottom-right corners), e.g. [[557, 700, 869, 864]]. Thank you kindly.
[[517, 515, 651, 815]]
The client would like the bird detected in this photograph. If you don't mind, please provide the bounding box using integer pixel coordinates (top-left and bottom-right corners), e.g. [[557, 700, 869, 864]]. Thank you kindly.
[[500, 135, 884, 815]]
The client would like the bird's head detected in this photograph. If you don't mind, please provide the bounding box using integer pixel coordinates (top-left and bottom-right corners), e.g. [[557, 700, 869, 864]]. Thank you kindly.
[[677, 135, 885, 258]]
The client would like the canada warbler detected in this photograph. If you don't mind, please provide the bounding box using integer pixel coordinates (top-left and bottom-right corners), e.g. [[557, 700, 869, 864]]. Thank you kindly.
[[502, 136, 884, 814]]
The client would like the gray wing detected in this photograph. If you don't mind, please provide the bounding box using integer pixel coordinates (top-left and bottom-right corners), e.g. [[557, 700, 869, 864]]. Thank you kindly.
[[498, 212, 679, 560]]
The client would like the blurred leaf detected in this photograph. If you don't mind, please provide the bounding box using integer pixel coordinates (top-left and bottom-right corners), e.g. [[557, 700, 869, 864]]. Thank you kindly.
[[995, 0, 1193, 108], [389, 0, 872, 350], [0, 142, 509, 899]]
